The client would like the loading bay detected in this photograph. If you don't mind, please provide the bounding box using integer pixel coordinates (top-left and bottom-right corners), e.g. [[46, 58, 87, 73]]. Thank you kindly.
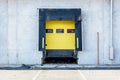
[[0, 70, 120, 80]]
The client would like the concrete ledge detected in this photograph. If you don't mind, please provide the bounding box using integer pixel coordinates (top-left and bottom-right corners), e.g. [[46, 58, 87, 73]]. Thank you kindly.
[[0, 64, 120, 70]]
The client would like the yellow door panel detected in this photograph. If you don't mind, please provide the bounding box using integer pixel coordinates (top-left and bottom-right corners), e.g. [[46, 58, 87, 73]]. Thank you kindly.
[[46, 20, 75, 50]]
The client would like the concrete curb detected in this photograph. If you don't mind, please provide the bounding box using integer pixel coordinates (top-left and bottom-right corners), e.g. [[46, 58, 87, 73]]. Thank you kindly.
[[0, 64, 120, 70]]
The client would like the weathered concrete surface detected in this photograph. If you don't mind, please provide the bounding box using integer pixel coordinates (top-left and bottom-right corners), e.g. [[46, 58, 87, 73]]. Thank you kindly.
[[0, 0, 120, 65], [113, 0, 120, 64], [0, 70, 119, 80]]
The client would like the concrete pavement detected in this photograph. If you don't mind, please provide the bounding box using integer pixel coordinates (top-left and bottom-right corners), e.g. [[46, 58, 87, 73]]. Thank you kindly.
[[0, 70, 120, 80]]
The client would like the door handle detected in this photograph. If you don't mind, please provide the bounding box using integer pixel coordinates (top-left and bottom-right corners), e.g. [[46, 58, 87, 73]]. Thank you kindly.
[[42, 37, 44, 48]]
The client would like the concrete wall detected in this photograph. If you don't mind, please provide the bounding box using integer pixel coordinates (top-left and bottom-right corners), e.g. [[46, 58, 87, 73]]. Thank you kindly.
[[113, 0, 120, 64], [0, 0, 119, 65]]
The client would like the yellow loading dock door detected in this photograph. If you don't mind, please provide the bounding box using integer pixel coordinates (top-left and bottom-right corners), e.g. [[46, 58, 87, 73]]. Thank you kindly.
[[46, 20, 75, 50]]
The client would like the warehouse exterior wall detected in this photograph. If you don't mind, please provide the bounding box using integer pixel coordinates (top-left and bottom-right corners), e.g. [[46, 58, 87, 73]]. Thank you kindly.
[[0, 0, 119, 65], [113, 0, 120, 64]]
